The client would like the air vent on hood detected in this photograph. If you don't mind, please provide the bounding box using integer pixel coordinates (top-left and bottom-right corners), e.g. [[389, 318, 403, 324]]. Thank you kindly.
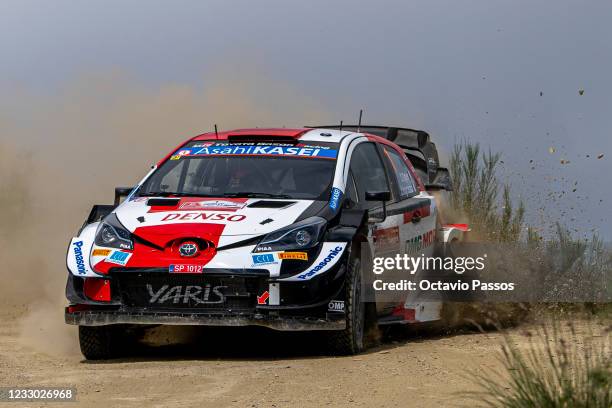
[[146, 198, 180, 207], [247, 200, 296, 209]]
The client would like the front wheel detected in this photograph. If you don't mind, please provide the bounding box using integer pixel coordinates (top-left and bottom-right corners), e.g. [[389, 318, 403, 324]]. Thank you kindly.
[[328, 255, 367, 355], [79, 326, 122, 360]]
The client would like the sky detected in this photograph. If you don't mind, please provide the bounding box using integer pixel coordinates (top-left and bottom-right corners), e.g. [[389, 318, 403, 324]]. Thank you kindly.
[[1, 0, 610, 239]]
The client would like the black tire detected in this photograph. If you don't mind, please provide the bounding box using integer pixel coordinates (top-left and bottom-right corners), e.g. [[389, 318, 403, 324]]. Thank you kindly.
[[79, 326, 121, 360], [328, 255, 367, 355]]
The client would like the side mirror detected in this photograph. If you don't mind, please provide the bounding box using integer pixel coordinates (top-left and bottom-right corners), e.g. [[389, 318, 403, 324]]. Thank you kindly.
[[114, 187, 134, 206], [365, 190, 390, 223]]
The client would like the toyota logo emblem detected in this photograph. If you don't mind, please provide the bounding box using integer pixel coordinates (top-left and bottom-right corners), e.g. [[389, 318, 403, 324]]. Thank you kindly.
[[179, 241, 199, 257]]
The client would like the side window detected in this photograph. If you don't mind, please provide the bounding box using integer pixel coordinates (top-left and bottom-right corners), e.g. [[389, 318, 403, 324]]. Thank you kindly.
[[349, 142, 390, 209], [382, 146, 418, 199]]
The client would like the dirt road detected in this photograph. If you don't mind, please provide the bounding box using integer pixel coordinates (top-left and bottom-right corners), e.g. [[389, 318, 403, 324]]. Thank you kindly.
[[0, 305, 532, 408]]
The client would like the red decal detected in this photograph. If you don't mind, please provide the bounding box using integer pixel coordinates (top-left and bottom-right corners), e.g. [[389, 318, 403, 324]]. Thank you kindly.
[[93, 223, 229, 272], [403, 205, 431, 223], [192, 128, 309, 141], [228, 214, 246, 221], [445, 223, 470, 231], [257, 291, 270, 305], [83, 278, 111, 302], [403, 210, 415, 223], [391, 305, 416, 322], [134, 222, 225, 248], [160, 212, 246, 222]]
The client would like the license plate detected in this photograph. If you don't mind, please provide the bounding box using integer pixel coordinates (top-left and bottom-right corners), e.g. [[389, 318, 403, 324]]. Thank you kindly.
[[169, 264, 204, 273]]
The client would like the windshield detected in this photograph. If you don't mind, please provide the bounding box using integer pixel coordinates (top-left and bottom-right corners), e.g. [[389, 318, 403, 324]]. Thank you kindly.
[[139, 141, 338, 200]]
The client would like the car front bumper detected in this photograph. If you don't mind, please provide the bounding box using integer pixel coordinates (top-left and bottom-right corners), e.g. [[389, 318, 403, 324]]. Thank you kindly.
[[65, 259, 348, 330], [65, 308, 345, 330]]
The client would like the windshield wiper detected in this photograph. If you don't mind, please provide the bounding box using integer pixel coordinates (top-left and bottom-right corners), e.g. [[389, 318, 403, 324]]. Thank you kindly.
[[222, 192, 292, 199]]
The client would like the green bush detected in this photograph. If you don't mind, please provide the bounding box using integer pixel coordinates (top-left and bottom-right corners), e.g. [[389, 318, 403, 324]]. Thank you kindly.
[[471, 321, 611, 407], [449, 141, 524, 242]]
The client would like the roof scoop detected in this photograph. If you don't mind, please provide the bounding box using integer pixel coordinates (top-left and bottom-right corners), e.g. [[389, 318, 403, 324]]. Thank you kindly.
[[247, 200, 296, 209], [146, 198, 180, 207]]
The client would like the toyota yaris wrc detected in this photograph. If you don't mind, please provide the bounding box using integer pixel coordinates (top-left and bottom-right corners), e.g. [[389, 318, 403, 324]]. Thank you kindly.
[[66, 127, 463, 359]]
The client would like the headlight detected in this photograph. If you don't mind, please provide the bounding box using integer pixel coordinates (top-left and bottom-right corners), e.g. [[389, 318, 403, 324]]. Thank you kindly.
[[94, 213, 133, 250], [254, 217, 326, 252]]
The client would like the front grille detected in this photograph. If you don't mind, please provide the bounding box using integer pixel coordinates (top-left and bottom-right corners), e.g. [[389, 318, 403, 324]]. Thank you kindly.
[[113, 272, 267, 312]]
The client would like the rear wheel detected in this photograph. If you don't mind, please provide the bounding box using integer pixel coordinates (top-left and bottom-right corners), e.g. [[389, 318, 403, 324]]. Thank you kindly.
[[79, 326, 123, 360], [328, 255, 367, 355]]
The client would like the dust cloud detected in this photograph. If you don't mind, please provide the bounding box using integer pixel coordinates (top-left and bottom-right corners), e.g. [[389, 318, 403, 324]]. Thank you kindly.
[[0, 69, 331, 355]]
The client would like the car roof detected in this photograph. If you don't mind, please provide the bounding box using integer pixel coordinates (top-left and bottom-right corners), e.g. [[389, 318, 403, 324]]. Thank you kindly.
[[191, 128, 356, 144]]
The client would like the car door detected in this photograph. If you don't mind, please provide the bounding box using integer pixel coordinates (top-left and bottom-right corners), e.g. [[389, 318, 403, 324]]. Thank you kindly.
[[380, 144, 440, 321], [347, 142, 399, 254]]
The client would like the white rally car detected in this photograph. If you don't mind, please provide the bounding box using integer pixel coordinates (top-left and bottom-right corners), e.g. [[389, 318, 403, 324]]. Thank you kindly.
[[66, 126, 464, 359]]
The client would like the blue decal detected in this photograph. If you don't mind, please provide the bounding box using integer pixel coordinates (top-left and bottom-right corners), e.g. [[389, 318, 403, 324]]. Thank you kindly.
[[108, 251, 129, 263], [252, 253, 275, 265], [177, 145, 338, 159], [109, 251, 129, 262], [72, 240, 86, 275], [329, 187, 343, 211], [297, 246, 344, 280]]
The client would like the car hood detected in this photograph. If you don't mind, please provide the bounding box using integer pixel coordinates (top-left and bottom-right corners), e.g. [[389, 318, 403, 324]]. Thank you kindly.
[[114, 197, 316, 248]]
